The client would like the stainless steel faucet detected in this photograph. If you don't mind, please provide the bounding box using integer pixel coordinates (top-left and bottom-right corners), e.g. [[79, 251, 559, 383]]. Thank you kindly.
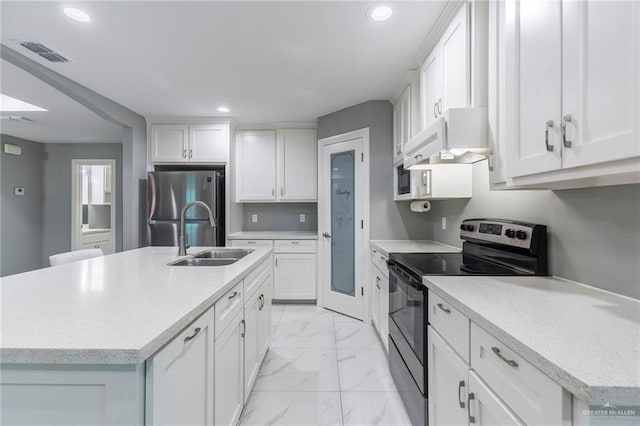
[[179, 201, 216, 256]]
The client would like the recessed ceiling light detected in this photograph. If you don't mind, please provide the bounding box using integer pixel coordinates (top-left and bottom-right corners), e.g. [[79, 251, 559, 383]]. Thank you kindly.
[[368, 5, 393, 22], [217, 106, 230, 113], [0, 94, 47, 112], [63, 8, 91, 23]]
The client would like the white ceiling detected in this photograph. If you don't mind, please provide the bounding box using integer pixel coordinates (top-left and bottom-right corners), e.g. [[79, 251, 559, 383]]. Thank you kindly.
[[0, 59, 123, 143], [0, 1, 446, 124]]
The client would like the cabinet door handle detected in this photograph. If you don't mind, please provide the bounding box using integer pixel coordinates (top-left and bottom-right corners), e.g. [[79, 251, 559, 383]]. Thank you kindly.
[[545, 120, 554, 152], [468, 393, 476, 423], [488, 151, 494, 172], [438, 98, 443, 115], [458, 380, 466, 408], [433, 102, 438, 118], [275, 258, 278, 267], [491, 346, 519, 368], [437, 303, 451, 314], [280, 187, 284, 196], [241, 319, 246, 338], [183, 327, 201, 343], [414, 154, 422, 161], [188, 148, 193, 158], [562, 114, 572, 148], [182, 148, 187, 159], [272, 188, 275, 196], [228, 291, 239, 300]]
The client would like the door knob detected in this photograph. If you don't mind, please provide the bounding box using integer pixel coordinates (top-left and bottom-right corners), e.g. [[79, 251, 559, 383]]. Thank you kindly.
[[322, 232, 331, 239]]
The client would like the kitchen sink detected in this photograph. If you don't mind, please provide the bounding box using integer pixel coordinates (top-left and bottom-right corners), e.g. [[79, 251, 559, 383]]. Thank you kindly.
[[168, 248, 254, 266]]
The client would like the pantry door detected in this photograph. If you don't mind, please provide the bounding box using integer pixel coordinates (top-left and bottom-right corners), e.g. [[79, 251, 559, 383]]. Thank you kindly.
[[319, 129, 369, 320]]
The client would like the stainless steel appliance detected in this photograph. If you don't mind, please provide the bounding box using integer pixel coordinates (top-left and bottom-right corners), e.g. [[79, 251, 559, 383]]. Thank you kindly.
[[395, 164, 412, 200], [147, 171, 224, 247], [387, 218, 549, 426]]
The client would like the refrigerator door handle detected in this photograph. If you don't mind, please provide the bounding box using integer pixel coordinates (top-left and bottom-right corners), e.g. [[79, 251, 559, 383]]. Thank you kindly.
[[148, 172, 157, 221]]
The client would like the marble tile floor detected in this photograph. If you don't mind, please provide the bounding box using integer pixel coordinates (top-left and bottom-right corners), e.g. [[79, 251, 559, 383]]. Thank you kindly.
[[239, 304, 413, 426]]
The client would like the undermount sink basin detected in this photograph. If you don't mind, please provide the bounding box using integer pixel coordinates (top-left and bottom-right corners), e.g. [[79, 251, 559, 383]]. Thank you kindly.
[[168, 248, 254, 267]]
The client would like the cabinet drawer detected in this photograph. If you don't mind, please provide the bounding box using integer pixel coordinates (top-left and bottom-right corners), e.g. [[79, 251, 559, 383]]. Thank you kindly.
[[428, 291, 470, 363], [214, 282, 243, 340], [243, 257, 271, 302], [230, 239, 273, 248], [273, 239, 316, 253], [470, 323, 566, 425], [370, 246, 389, 278]]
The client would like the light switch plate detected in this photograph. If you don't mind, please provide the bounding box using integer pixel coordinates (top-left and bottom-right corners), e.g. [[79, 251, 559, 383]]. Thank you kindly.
[[300, 214, 305, 223], [252, 214, 258, 223], [14, 187, 25, 196], [441, 217, 447, 230]]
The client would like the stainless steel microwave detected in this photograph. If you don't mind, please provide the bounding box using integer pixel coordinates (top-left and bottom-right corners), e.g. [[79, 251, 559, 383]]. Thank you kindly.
[[394, 164, 432, 201]]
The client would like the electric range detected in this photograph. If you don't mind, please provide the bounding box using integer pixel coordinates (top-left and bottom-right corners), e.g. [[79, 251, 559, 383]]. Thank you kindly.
[[387, 218, 549, 426]]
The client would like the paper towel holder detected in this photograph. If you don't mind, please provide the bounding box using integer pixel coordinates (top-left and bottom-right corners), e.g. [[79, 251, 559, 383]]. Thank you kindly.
[[410, 200, 431, 213]]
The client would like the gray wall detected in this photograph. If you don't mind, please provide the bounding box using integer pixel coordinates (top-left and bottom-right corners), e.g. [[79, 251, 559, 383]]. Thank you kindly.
[[0, 135, 44, 276], [242, 203, 317, 232], [317, 100, 430, 240], [427, 161, 640, 299], [42, 144, 123, 265]]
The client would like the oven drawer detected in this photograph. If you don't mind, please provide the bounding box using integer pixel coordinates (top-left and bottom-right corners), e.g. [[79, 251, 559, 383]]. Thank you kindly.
[[371, 246, 389, 278], [470, 323, 567, 425], [428, 291, 470, 363]]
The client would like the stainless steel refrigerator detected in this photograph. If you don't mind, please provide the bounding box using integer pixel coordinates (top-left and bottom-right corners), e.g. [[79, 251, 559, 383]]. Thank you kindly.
[[147, 171, 225, 247]]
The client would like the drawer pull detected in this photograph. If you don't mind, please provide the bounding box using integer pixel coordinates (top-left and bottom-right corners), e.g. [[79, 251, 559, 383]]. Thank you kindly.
[[491, 346, 519, 368], [241, 319, 246, 338], [468, 392, 476, 423], [291, 241, 300, 244], [228, 291, 239, 300], [247, 241, 257, 244], [458, 380, 466, 408], [183, 327, 201, 343], [437, 303, 451, 314]]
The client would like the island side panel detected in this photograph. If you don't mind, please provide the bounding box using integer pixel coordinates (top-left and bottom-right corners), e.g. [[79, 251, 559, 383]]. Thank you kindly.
[[0, 363, 144, 425]]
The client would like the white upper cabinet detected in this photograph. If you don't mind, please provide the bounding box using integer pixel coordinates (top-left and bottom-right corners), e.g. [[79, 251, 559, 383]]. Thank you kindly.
[[561, 1, 640, 169], [503, 0, 640, 186], [236, 128, 317, 202], [505, 0, 563, 177], [189, 124, 228, 163], [150, 123, 228, 163], [236, 130, 278, 201], [421, 4, 469, 132], [151, 125, 189, 163], [277, 128, 317, 201]]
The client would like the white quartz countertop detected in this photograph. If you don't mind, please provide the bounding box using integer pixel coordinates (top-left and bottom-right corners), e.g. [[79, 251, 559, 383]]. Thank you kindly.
[[423, 275, 640, 405], [0, 246, 272, 365], [228, 231, 318, 240], [370, 240, 461, 256]]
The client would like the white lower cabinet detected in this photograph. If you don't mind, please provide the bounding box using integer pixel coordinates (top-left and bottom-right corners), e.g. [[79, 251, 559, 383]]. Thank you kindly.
[[427, 290, 570, 426], [468, 370, 524, 426], [428, 326, 469, 426], [370, 246, 389, 351], [146, 308, 214, 426], [214, 310, 244, 426], [274, 253, 316, 299]]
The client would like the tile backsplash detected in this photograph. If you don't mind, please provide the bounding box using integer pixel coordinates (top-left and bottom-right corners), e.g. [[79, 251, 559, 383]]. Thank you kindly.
[[242, 203, 317, 232]]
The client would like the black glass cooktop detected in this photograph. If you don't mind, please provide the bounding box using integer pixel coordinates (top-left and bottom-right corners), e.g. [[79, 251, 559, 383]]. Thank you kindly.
[[389, 252, 528, 277]]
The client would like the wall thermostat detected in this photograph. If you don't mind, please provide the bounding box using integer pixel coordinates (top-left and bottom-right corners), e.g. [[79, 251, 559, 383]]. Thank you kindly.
[[14, 187, 25, 196]]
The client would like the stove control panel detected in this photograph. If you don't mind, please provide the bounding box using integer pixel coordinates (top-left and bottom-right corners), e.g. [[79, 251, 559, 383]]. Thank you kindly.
[[459, 219, 546, 252]]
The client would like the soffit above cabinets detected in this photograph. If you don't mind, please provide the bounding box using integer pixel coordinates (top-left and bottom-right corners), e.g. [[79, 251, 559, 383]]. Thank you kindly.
[[1, 1, 447, 123]]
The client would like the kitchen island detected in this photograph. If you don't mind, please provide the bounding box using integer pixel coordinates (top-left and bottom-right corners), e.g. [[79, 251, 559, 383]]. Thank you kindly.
[[0, 246, 273, 425]]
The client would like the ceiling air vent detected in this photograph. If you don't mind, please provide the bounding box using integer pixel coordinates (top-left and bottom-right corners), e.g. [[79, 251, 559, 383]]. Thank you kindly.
[[19, 41, 69, 63]]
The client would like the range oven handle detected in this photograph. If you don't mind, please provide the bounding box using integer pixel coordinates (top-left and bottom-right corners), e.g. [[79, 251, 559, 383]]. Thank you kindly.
[[388, 262, 422, 289]]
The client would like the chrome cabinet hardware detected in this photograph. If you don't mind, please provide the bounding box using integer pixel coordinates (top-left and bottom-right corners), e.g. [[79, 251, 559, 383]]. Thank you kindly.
[[437, 303, 451, 314], [281, 188, 284, 196], [189, 148, 193, 158], [562, 114, 572, 148], [272, 188, 275, 196], [258, 294, 264, 310], [468, 393, 476, 423], [414, 154, 423, 161], [376, 276, 381, 289], [372, 249, 377, 253], [438, 98, 443, 115], [228, 291, 239, 300], [322, 232, 331, 239], [458, 380, 466, 408], [291, 241, 300, 244], [380, 256, 386, 262], [491, 346, 519, 368], [433, 102, 438, 118], [247, 241, 257, 244], [182, 148, 187, 158], [545, 120, 554, 152], [183, 327, 201, 343], [488, 151, 494, 171], [241, 319, 246, 338]]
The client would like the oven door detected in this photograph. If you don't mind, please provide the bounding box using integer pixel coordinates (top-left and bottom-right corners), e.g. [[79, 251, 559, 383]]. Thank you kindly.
[[388, 261, 427, 392]]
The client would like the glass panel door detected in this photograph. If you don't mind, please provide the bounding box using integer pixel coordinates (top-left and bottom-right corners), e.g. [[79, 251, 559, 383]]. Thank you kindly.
[[331, 151, 355, 296]]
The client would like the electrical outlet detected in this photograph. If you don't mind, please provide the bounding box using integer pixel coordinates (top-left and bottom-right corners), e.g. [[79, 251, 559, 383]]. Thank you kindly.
[[300, 214, 305, 223], [14, 187, 24, 196], [252, 214, 258, 223], [441, 217, 447, 230]]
